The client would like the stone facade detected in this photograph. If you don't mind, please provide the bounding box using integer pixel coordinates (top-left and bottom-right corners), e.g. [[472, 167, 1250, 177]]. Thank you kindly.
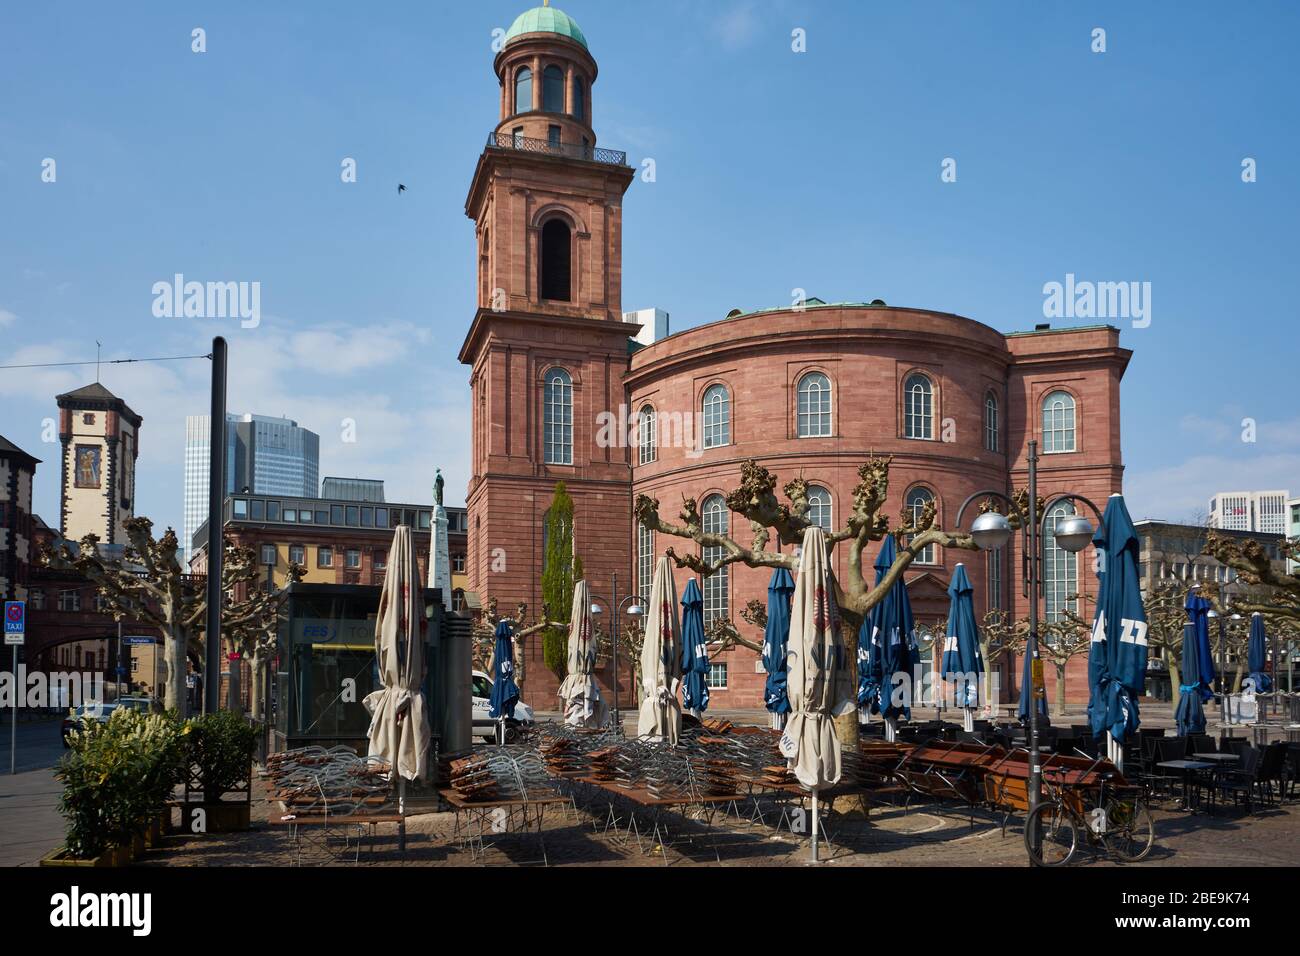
[[0, 435, 40, 603], [460, 14, 1133, 711]]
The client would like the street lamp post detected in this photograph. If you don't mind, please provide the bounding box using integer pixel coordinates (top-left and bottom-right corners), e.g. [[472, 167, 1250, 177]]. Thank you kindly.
[[589, 580, 642, 735], [955, 439, 1103, 863], [1207, 607, 1242, 725]]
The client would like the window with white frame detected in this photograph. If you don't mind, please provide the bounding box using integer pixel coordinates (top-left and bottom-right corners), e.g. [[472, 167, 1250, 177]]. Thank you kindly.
[[906, 487, 937, 564], [637, 522, 654, 604], [702, 384, 730, 449], [58, 589, 81, 612], [706, 662, 728, 689], [1044, 502, 1079, 623], [289, 544, 305, 566], [701, 495, 729, 623], [543, 368, 573, 465], [904, 373, 933, 439], [797, 372, 832, 437], [260, 544, 277, 566], [638, 404, 656, 465], [984, 392, 999, 452], [1042, 390, 1076, 453], [806, 484, 833, 530]]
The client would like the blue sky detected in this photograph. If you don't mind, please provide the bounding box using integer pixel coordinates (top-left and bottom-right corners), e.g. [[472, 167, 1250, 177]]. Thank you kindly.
[[2, 0, 1297, 536]]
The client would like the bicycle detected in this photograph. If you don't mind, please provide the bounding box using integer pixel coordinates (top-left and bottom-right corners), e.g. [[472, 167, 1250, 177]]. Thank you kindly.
[[1023, 755, 1155, 866]]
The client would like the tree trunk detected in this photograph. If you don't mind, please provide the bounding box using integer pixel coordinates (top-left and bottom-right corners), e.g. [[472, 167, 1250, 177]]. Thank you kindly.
[[1054, 663, 1067, 716], [164, 624, 187, 718], [249, 649, 266, 719]]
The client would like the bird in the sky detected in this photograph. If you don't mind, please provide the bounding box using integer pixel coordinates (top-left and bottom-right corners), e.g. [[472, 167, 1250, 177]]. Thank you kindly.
[[398, 184, 406, 194]]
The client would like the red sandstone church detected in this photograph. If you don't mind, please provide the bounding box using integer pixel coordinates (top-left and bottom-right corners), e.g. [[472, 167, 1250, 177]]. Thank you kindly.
[[459, 6, 1131, 709]]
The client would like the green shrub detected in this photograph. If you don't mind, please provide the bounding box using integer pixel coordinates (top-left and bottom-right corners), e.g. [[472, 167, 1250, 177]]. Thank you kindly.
[[184, 709, 258, 801], [56, 707, 186, 859]]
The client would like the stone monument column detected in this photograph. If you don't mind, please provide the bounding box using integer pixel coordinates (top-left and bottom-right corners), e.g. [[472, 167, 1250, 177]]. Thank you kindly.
[[428, 468, 452, 611]]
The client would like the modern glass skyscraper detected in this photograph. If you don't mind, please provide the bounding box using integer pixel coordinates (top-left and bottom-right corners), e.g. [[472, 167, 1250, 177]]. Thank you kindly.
[[183, 413, 320, 563]]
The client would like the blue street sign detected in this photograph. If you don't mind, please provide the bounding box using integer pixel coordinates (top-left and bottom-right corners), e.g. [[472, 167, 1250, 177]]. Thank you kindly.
[[4, 601, 25, 646], [122, 636, 156, 646]]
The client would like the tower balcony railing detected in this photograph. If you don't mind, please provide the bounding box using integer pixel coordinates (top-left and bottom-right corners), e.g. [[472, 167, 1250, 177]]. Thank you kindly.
[[486, 131, 628, 166]]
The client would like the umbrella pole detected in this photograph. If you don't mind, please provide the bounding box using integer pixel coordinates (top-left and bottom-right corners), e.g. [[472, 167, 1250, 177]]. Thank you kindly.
[[963, 707, 975, 733], [1106, 732, 1122, 771], [810, 789, 820, 863], [398, 776, 407, 853], [884, 717, 897, 743]]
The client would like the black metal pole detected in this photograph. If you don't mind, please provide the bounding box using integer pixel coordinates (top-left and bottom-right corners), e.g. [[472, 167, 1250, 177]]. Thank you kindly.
[[204, 336, 227, 714], [611, 571, 620, 734], [1026, 439, 1042, 860]]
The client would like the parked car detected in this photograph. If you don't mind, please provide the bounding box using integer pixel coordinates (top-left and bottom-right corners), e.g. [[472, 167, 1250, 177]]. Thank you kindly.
[[61, 696, 156, 746], [471, 670, 534, 744]]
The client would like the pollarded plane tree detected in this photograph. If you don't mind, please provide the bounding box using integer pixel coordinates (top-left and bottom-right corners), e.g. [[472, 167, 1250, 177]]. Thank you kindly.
[[1203, 532, 1300, 691], [472, 596, 565, 698], [42, 516, 293, 717], [636, 457, 987, 628], [636, 456, 997, 741]]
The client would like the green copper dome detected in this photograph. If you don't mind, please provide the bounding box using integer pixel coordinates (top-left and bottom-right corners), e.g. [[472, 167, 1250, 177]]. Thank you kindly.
[[504, 5, 588, 50]]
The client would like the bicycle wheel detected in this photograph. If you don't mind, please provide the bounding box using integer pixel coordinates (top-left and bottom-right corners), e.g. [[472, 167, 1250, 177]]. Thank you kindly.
[[1024, 802, 1077, 867], [1107, 798, 1155, 862]]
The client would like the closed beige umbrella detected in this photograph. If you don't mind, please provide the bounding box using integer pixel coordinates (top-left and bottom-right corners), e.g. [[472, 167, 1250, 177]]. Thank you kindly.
[[780, 526, 855, 861], [637, 556, 683, 744], [363, 526, 431, 847], [557, 580, 608, 728]]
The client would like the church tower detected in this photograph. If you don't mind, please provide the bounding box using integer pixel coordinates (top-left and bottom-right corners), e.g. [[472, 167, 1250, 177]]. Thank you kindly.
[[459, 4, 637, 692]]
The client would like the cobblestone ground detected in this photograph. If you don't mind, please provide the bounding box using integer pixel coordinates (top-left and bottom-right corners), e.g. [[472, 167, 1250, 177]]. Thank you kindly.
[[136, 776, 1300, 868]]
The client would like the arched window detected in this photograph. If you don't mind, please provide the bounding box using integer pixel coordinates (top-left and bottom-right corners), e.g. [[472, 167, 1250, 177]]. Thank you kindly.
[[637, 405, 656, 465], [906, 486, 937, 564], [806, 484, 832, 530], [571, 76, 585, 120], [984, 392, 999, 453], [514, 67, 533, 114], [904, 373, 933, 440], [543, 368, 573, 465], [702, 384, 730, 449], [1044, 502, 1079, 623], [1042, 390, 1076, 453], [797, 371, 832, 437], [701, 495, 729, 623], [539, 218, 571, 301], [637, 522, 654, 604], [543, 65, 564, 112]]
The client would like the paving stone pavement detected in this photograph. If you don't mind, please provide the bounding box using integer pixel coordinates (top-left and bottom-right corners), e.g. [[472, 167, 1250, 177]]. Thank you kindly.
[[129, 773, 1300, 868]]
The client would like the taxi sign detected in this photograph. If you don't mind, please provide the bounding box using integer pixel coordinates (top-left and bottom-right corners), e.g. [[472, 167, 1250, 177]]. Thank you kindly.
[[4, 601, 25, 646]]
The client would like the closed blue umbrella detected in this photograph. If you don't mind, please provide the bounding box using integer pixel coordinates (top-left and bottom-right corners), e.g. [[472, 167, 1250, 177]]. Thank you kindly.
[[858, 535, 914, 725], [1175, 623, 1206, 736], [762, 567, 795, 716], [680, 578, 710, 713], [941, 564, 984, 728], [1184, 590, 1215, 701], [1086, 495, 1149, 754], [1017, 642, 1049, 725], [1248, 612, 1272, 693], [488, 620, 519, 723]]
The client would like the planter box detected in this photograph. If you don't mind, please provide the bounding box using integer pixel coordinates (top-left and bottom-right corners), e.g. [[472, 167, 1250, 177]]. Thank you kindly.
[[39, 844, 130, 868], [181, 801, 251, 834]]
